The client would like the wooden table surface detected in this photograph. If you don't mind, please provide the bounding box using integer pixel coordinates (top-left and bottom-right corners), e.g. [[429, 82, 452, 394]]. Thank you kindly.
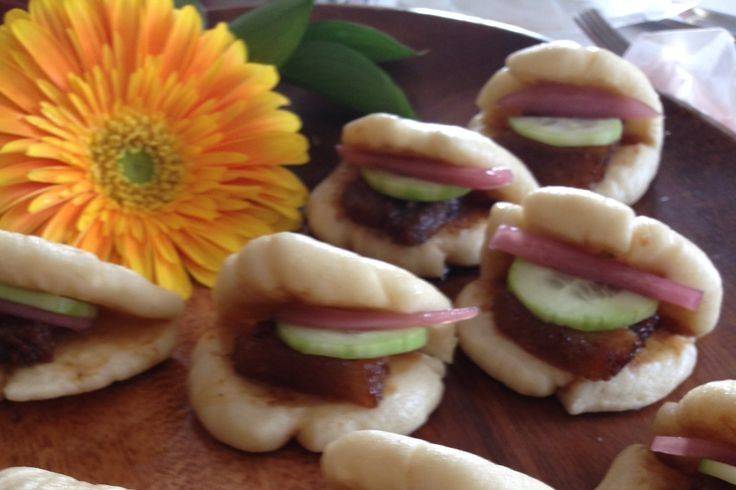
[[1, 5, 734, 489]]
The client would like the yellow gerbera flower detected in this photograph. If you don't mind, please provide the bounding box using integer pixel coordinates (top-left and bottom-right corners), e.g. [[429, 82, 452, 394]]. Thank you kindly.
[[0, 0, 309, 298]]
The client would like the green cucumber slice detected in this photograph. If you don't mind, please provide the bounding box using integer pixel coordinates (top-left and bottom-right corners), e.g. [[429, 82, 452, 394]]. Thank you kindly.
[[508, 116, 623, 147], [699, 459, 736, 485], [361, 168, 470, 202], [276, 322, 427, 359], [0, 282, 97, 318], [506, 259, 658, 332]]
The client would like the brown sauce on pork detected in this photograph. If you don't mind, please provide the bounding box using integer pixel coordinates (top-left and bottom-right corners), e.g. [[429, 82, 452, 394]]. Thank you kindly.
[[232, 321, 389, 408], [655, 453, 735, 489], [493, 129, 616, 189], [340, 176, 492, 246], [493, 288, 658, 380], [0, 316, 56, 366], [690, 474, 735, 489]]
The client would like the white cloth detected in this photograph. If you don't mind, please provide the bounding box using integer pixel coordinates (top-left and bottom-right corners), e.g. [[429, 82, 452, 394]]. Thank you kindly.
[[625, 28, 736, 132]]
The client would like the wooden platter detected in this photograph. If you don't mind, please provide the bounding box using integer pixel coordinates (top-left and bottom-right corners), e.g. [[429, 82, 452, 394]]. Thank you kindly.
[[1, 5, 735, 489]]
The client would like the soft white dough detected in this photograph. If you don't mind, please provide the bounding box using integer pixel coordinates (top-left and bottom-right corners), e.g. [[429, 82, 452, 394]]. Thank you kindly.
[[193, 232, 459, 452], [0, 230, 183, 318], [0, 467, 127, 489], [594, 444, 691, 490], [4, 313, 178, 401], [652, 379, 736, 446], [322, 430, 554, 490], [596, 380, 736, 488]]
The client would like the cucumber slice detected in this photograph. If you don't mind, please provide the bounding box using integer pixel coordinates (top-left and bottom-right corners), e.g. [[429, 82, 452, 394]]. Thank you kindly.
[[508, 116, 623, 147], [276, 322, 427, 359], [0, 282, 97, 318], [699, 459, 736, 485], [506, 259, 658, 332], [361, 168, 470, 202]]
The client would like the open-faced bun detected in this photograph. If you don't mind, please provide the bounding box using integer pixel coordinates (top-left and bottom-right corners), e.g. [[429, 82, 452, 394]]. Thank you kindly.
[[652, 379, 736, 446], [457, 187, 721, 414], [193, 232, 458, 452], [0, 232, 183, 401], [321, 430, 554, 490], [2, 313, 178, 401], [0, 467, 126, 489], [308, 114, 538, 277], [596, 380, 736, 489], [470, 41, 664, 205], [0, 230, 184, 318]]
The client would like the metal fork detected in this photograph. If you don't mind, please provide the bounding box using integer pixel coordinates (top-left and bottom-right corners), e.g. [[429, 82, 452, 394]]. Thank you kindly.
[[575, 9, 630, 55]]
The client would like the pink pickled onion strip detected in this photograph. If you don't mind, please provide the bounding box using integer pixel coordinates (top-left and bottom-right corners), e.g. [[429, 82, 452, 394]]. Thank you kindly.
[[276, 305, 479, 331], [336, 145, 513, 190], [497, 83, 660, 120], [489, 225, 703, 311], [0, 297, 94, 331], [651, 437, 736, 466]]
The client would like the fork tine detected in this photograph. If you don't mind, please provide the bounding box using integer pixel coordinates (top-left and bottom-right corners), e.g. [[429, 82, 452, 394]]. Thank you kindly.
[[589, 10, 630, 53], [575, 13, 607, 48], [575, 9, 630, 55]]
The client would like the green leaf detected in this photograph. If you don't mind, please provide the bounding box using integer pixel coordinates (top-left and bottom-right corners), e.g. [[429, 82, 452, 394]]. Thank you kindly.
[[282, 40, 416, 118], [229, 0, 314, 67], [302, 20, 421, 63], [174, 0, 207, 25]]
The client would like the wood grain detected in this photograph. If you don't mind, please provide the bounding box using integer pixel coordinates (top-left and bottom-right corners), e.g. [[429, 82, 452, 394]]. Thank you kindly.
[[1, 6, 734, 490]]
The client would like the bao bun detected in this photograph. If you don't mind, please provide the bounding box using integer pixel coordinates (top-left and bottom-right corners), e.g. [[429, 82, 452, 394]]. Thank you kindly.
[[0, 467, 126, 489], [322, 430, 553, 490], [469, 41, 664, 205], [456, 187, 721, 414], [308, 113, 538, 277], [189, 232, 458, 452], [0, 231, 184, 402], [596, 380, 736, 489]]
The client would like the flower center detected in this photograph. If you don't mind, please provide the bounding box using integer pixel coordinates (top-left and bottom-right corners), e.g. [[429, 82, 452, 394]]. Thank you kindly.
[[89, 113, 184, 210]]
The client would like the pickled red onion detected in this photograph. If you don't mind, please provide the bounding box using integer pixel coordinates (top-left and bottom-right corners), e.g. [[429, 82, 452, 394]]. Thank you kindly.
[[497, 83, 660, 120], [337, 145, 513, 190], [489, 225, 703, 311], [0, 297, 94, 331], [275, 305, 479, 330], [651, 437, 736, 466]]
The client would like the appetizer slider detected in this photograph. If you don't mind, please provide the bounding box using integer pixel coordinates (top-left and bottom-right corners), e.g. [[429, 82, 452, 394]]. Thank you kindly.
[[322, 430, 554, 490], [0, 231, 183, 401], [456, 187, 722, 414], [307, 113, 537, 277], [188, 232, 476, 452], [470, 41, 663, 205], [0, 467, 126, 489], [596, 380, 736, 489]]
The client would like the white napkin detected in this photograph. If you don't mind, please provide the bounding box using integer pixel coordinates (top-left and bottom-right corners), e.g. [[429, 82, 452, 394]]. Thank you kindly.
[[624, 28, 736, 132]]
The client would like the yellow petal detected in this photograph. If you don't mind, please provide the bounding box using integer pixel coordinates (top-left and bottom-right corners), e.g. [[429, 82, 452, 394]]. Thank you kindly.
[[0, 197, 57, 233], [183, 257, 217, 287], [154, 248, 192, 299]]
